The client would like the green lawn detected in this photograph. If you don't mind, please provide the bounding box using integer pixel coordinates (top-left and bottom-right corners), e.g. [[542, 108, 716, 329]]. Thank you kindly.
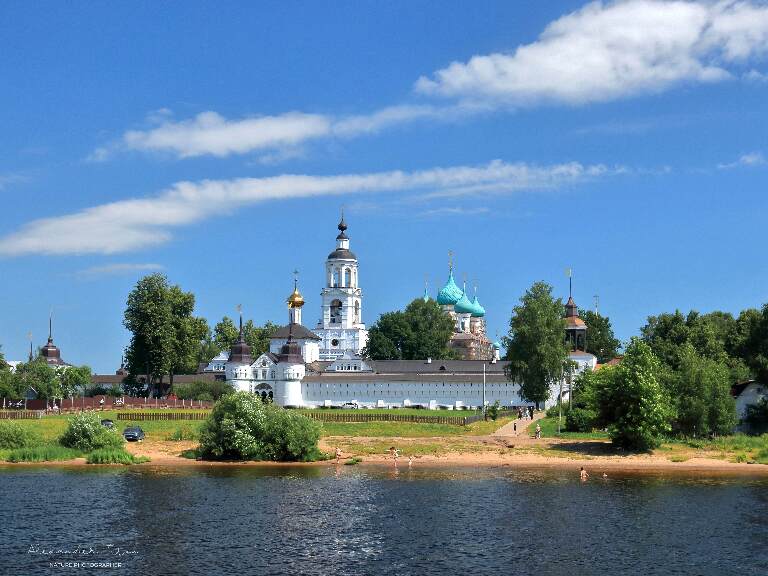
[[319, 416, 511, 438], [528, 416, 610, 440]]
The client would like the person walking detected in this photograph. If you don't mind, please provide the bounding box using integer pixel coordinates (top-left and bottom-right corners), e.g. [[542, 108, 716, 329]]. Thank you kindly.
[[535, 423, 541, 439]]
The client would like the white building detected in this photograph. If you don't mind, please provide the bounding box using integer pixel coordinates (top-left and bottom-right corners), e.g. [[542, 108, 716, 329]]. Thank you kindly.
[[215, 213, 597, 410], [314, 214, 368, 360]]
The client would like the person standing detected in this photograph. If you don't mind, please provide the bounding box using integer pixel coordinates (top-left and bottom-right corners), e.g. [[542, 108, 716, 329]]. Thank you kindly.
[[535, 423, 541, 439], [580, 467, 589, 481], [335, 447, 342, 464]]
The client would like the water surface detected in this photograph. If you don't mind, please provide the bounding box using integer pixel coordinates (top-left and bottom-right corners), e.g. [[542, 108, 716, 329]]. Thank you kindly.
[[1, 464, 766, 575]]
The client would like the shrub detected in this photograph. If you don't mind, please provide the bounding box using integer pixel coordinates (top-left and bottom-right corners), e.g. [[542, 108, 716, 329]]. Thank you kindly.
[[59, 412, 124, 452], [344, 457, 362, 465], [566, 408, 596, 432], [166, 427, 198, 441], [86, 448, 149, 465], [486, 400, 501, 421], [173, 380, 234, 401], [0, 420, 41, 449], [199, 392, 322, 462], [6, 445, 81, 462]]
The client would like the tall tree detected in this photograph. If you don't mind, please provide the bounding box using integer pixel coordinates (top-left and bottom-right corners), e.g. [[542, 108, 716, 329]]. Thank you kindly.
[[737, 304, 768, 383], [671, 345, 736, 437], [123, 274, 207, 396], [596, 338, 672, 451], [580, 309, 621, 363], [503, 282, 570, 407], [14, 358, 61, 400], [60, 365, 92, 398], [362, 298, 455, 360]]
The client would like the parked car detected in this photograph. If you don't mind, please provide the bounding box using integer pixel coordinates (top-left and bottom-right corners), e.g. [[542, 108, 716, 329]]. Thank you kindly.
[[341, 402, 359, 410], [123, 426, 145, 442], [100, 419, 115, 429]]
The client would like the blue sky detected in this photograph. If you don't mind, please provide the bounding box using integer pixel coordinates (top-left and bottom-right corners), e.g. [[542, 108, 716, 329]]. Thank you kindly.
[[1, 1, 768, 372]]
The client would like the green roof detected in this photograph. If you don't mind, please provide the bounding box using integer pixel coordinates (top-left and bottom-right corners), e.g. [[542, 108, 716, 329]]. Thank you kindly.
[[436, 271, 463, 305]]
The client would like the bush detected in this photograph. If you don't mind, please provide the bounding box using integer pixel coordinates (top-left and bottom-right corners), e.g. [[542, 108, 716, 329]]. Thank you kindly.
[[0, 420, 41, 449], [6, 445, 81, 462], [486, 400, 501, 421], [566, 408, 596, 432], [166, 427, 198, 441], [86, 448, 149, 465], [59, 412, 124, 451], [199, 392, 322, 462], [173, 380, 234, 401]]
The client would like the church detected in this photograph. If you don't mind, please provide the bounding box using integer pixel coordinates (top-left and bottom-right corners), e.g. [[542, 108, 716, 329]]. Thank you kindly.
[[204, 214, 597, 410]]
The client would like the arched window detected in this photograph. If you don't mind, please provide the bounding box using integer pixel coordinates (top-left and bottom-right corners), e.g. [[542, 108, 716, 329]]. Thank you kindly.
[[344, 268, 351, 287], [330, 299, 342, 324], [332, 268, 340, 287]]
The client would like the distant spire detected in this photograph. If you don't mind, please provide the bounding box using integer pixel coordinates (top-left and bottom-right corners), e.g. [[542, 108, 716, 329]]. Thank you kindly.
[[293, 269, 299, 291], [594, 294, 599, 315], [236, 304, 243, 340], [28, 331, 32, 362], [448, 249, 453, 272], [48, 310, 53, 342], [423, 274, 429, 302], [567, 267, 573, 298]]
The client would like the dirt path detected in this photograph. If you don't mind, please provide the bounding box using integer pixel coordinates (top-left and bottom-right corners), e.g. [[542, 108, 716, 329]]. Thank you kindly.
[[491, 411, 544, 437]]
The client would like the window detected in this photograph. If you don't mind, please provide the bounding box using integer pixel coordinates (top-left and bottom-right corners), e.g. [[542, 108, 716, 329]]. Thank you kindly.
[[344, 268, 351, 287], [330, 300, 342, 324]]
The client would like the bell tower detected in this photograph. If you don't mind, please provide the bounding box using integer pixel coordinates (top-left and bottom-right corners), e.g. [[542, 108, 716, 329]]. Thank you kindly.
[[315, 211, 367, 359]]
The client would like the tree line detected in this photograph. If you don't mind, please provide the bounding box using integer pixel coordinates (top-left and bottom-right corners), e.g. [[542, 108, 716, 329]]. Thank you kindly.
[[122, 274, 278, 397]]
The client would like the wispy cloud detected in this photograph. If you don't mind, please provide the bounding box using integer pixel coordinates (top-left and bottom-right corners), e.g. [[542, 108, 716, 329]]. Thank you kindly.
[[0, 160, 617, 256], [416, 0, 768, 106], [74, 263, 165, 279], [92, 103, 479, 161], [717, 151, 767, 169], [419, 207, 491, 218], [0, 173, 29, 191], [88, 2, 768, 161]]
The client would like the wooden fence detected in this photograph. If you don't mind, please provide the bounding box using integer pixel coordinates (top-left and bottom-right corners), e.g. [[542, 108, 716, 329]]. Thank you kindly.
[[0, 410, 43, 419], [304, 411, 484, 426], [116, 412, 211, 421]]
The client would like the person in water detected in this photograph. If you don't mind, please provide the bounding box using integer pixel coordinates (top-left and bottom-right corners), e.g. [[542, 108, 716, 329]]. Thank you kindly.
[[580, 467, 589, 481]]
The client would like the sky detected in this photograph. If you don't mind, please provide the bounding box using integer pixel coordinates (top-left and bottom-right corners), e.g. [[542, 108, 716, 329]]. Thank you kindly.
[[1, 0, 768, 373]]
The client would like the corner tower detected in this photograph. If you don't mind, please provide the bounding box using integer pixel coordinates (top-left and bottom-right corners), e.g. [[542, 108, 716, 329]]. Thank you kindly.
[[315, 212, 367, 359]]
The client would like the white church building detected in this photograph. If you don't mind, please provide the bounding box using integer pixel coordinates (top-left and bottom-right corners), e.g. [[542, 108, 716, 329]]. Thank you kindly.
[[205, 214, 596, 409]]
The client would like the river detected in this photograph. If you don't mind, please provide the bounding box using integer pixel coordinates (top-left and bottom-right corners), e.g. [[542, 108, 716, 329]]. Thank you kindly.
[[1, 464, 766, 575]]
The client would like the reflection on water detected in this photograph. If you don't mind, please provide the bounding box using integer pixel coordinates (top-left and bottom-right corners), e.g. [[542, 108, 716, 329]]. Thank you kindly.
[[1, 464, 767, 575]]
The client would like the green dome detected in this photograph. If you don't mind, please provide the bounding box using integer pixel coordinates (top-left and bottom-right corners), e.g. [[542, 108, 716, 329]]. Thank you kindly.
[[436, 271, 463, 305], [454, 291, 475, 314], [471, 295, 485, 317], [493, 341, 501, 349]]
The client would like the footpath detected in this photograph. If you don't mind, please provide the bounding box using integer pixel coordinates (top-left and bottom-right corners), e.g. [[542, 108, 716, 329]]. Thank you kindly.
[[491, 411, 545, 437]]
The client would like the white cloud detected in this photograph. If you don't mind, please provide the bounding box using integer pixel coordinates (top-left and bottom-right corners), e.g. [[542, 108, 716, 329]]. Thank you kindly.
[[420, 207, 491, 217], [74, 263, 165, 279], [0, 160, 616, 256], [96, 103, 479, 160], [416, 0, 768, 106], [122, 111, 332, 158], [717, 151, 767, 169]]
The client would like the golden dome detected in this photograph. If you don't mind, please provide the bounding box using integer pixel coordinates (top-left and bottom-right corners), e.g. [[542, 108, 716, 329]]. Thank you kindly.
[[287, 287, 305, 308]]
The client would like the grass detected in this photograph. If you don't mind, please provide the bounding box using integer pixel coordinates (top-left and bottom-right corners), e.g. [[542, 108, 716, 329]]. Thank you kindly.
[[165, 426, 199, 441], [319, 417, 512, 438], [344, 457, 362, 465], [529, 417, 610, 440], [86, 448, 150, 465], [5, 444, 82, 462], [299, 408, 484, 417]]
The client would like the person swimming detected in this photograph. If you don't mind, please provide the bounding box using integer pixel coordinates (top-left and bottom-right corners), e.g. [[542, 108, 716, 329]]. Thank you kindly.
[[580, 467, 589, 481]]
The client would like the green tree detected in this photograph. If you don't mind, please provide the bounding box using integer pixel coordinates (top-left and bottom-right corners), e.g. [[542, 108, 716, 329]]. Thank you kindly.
[[503, 282, 570, 407], [595, 338, 672, 451], [123, 274, 208, 396], [213, 317, 278, 358], [671, 345, 736, 437], [736, 304, 768, 383], [14, 358, 61, 400], [580, 310, 621, 363], [124, 274, 175, 395], [60, 365, 92, 398], [362, 298, 455, 360]]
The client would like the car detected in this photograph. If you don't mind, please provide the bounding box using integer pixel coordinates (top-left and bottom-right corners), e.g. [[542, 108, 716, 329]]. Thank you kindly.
[[123, 426, 145, 442], [340, 402, 359, 409], [100, 419, 115, 429]]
